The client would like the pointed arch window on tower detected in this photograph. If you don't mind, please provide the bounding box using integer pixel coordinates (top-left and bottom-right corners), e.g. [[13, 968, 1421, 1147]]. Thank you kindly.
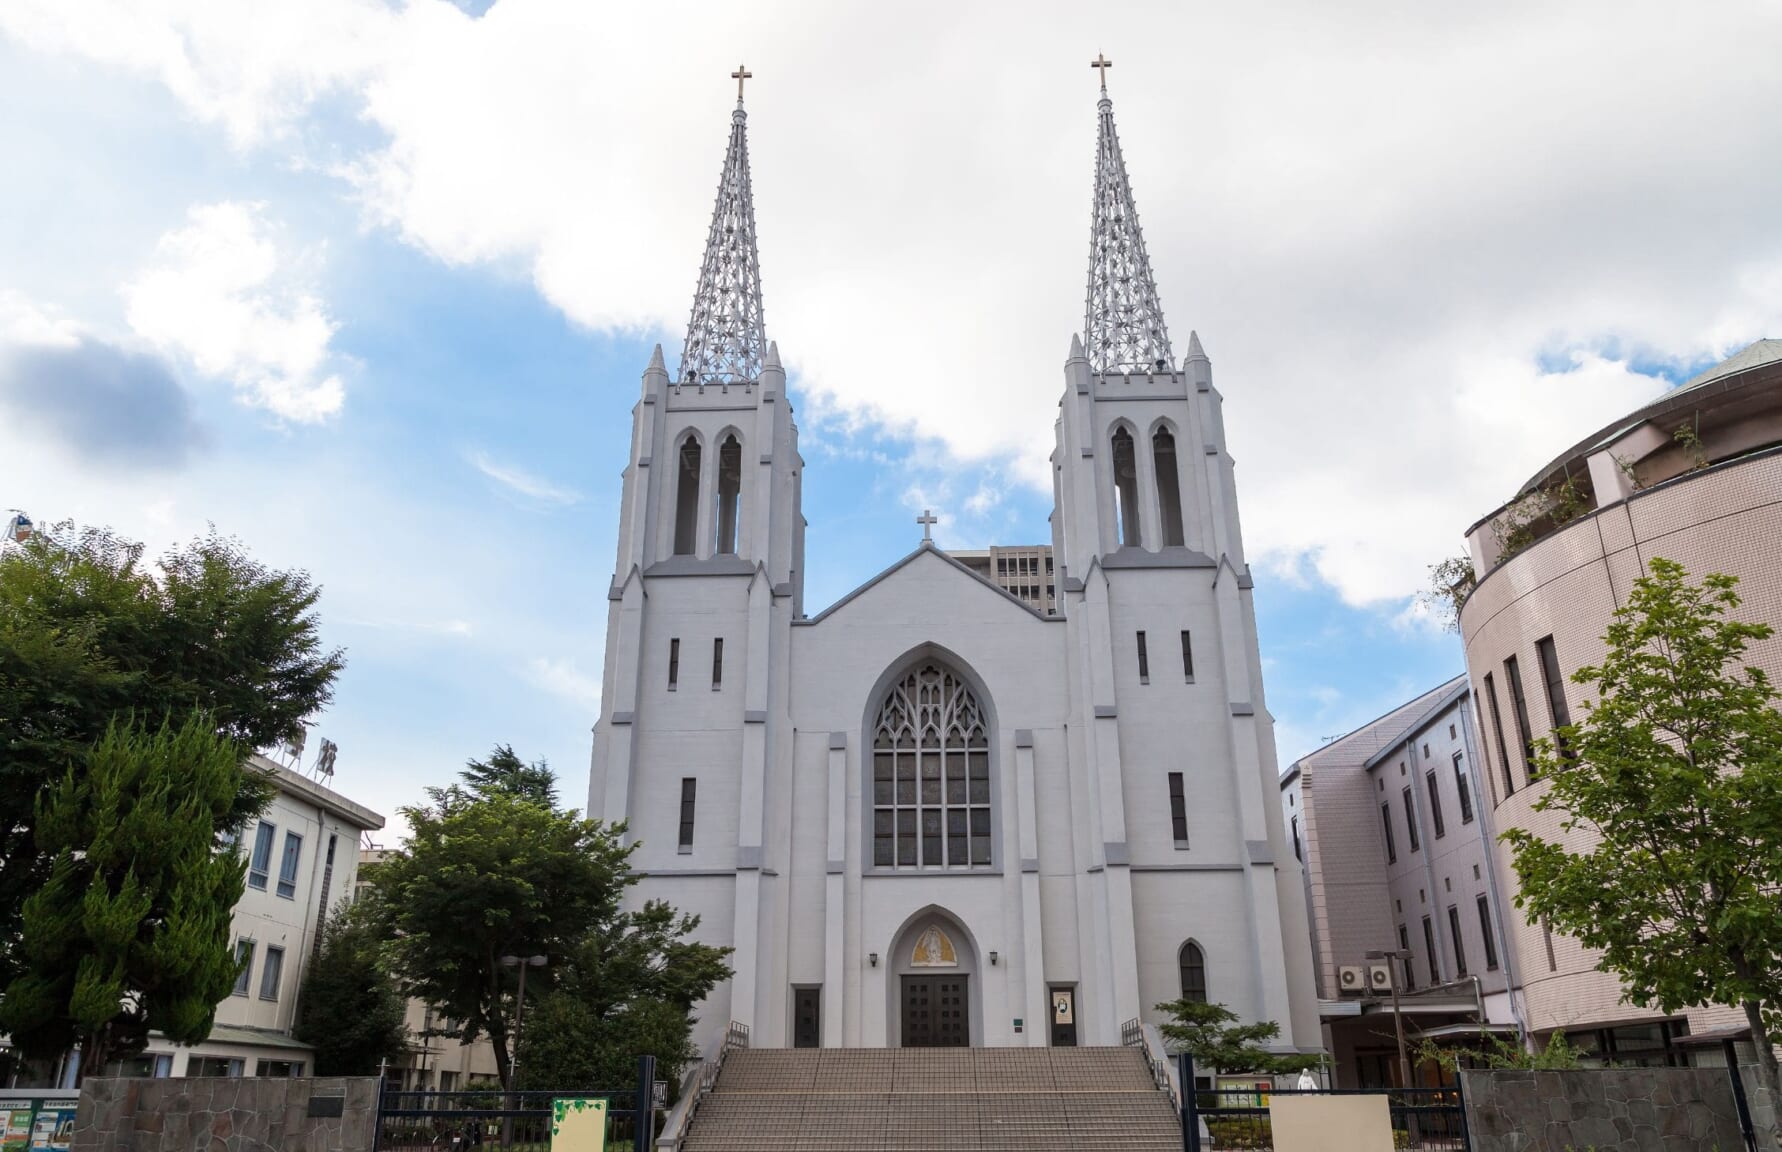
[[714, 434, 742, 554], [673, 437, 702, 556], [1111, 427, 1142, 548], [871, 663, 991, 870], [1152, 427, 1185, 547]]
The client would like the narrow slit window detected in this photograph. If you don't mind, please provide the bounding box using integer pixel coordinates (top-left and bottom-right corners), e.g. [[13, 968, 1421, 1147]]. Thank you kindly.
[[1397, 924, 1415, 991], [1425, 770, 1446, 839], [1290, 815, 1300, 860], [1448, 905, 1468, 978], [1535, 636, 1573, 763], [714, 434, 742, 554], [1483, 673, 1514, 798], [1111, 427, 1141, 547], [247, 822, 275, 891], [1504, 655, 1536, 783], [1454, 753, 1474, 824], [1152, 427, 1185, 547], [232, 940, 254, 996], [1422, 917, 1439, 984], [1136, 631, 1149, 682], [673, 437, 701, 556], [1478, 895, 1499, 971], [1181, 631, 1194, 679], [259, 945, 284, 1002], [1402, 787, 1420, 852], [678, 778, 697, 850], [276, 831, 302, 900], [1168, 772, 1188, 845], [1380, 802, 1397, 864], [668, 638, 680, 689], [712, 637, 724, 689]]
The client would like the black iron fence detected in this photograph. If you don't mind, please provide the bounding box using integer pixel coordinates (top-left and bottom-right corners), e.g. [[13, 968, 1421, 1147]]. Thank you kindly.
[[376, 1056, 657, 1152], [1178, 1054, 1469, 1151]]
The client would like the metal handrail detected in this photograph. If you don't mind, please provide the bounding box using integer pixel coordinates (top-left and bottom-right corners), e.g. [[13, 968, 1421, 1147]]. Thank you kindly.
[[1121, 1017, 1183, 1112], [657, 1021, 750, 1151]]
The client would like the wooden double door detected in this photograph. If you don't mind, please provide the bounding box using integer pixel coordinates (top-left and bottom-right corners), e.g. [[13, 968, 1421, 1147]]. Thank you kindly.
[[901, 975, 969, 1047]]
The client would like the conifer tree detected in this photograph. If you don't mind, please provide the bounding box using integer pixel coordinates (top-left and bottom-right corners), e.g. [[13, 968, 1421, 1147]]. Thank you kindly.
[[0, 714, 256, 1078]]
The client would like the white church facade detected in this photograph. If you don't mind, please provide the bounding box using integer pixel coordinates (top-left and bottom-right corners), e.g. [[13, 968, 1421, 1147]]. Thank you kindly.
[[586, 75, 1321, 1057]]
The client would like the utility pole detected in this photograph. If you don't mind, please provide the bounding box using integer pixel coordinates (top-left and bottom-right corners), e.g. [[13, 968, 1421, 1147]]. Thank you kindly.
[[1367, 948, 1416, 1088]]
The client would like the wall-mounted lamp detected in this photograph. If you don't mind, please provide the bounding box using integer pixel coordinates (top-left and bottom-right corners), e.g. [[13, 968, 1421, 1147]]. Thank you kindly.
[[869, 952, 879, 968], [989, 951, 999, 966]]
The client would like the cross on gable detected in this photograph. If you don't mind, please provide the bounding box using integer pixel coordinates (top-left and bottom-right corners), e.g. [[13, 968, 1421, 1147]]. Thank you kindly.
[[916, 510, 938, 542]]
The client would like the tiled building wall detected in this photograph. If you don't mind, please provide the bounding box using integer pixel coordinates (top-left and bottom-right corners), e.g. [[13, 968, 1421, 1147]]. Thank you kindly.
[[1460, 448, 1782, 1037], [1289, 684, 1456, 998]]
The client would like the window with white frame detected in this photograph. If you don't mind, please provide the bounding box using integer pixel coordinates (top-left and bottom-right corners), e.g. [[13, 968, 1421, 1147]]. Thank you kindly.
[[871, 663, 991, 869]]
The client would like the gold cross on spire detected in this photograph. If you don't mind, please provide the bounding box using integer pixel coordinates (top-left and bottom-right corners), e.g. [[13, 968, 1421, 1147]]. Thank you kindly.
[[732, 63, 753, 102], [1091, 53, 1112, 93]]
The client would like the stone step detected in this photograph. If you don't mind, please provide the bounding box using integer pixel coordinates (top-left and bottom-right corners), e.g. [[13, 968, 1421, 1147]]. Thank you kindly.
[[681, 1048, 1181, 1152]]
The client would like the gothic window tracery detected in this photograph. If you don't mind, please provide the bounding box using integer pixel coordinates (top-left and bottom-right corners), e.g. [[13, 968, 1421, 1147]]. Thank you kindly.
[[871, 663, 991, 869]]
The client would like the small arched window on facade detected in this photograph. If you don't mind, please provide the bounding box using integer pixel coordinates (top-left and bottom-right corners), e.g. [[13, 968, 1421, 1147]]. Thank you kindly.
[[1179, 941, 1208, 1003], [1111, 427, 1141, 548], [673, 436, 701, 556], [1153, 427, 1185, 547], [714, 434, 742, 554]]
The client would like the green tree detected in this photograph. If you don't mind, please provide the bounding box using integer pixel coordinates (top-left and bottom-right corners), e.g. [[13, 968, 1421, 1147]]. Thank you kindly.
[[369, 789, 637, 1090], [1503, 557, 1782, 1105], [0, 523, 342, 980], [460, 744, 558, 810], [1155, 999, 1321, 1075], [295, 900, 409, 1075], [0, 715, 256, 1077], [516, 901, 731, 1092]]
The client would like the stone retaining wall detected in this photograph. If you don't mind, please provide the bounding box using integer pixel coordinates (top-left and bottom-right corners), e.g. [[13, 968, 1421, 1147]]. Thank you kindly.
[[72, 1077, 379, 1152], [1458, 1067, 1746, 1152]]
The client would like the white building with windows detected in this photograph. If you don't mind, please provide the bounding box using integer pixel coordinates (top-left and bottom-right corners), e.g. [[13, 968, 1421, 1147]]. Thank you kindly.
[[129, 754, 384, 1078], [586, 81, 1320, 1057]]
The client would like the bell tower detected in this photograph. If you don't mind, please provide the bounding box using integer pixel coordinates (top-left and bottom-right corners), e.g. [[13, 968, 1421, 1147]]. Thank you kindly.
[[589, 76, 804, 1041], [1049, 61, 1319, 1049]]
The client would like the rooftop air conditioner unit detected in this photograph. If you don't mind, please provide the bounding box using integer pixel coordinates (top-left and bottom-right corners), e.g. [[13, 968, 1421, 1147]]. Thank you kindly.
[[1337, 965, 1366, 995], [1368, 964, 1394, 993]]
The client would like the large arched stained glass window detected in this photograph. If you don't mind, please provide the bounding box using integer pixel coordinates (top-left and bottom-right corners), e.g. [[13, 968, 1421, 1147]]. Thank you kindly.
[[872, 663, 991, 869]]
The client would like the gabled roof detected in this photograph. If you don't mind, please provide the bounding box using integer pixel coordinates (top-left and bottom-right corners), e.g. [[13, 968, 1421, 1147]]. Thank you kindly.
[[1285, 675, 1466, 780], [1361, 677, 1471, 771], [795, 543, 1058, 626]]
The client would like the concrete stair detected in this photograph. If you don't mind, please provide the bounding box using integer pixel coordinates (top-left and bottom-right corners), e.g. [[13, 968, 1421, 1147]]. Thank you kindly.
[[680, 1047, 1182, 1151]]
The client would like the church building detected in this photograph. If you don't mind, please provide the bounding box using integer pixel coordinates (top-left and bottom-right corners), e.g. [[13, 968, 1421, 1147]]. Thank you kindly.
[[586, 70, 1321, 1057]]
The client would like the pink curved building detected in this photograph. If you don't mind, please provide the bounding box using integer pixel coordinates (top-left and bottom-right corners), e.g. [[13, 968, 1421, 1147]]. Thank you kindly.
[[1459, 339, 1782, 1062]]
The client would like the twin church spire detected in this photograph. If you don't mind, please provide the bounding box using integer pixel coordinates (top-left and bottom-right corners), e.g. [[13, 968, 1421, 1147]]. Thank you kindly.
[[676, 58, 1180, 383], [679, 66, 768, 386]]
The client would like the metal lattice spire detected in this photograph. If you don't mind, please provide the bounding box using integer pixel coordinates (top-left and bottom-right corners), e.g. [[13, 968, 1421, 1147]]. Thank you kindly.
[[1084, 59, 1174, 374], [680, 70, 767, 386]]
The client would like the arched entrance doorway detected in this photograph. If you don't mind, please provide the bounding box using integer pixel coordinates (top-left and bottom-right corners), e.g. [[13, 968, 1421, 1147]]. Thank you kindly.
[[885, 907, 980, 1047]]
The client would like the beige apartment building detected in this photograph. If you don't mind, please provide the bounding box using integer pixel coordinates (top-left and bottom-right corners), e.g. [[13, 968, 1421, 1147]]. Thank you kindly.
[[1282, 678, 1520, 1086], [1458, 337, 1782, 1065], [945, 545, 1058, 616]]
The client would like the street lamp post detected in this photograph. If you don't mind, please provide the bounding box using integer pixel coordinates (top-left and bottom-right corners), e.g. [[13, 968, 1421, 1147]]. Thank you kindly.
[[1366, 948, 1416, 1089], [499, 954, 547, 1147]]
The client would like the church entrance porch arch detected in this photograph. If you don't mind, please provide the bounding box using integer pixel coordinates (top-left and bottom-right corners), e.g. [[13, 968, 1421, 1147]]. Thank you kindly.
[[885, 906, 982, 1048]]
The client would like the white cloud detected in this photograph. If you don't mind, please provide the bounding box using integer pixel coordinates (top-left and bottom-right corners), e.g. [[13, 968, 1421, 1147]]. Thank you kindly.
[[124, 201, 345, 422], [527, 656, 601, 709], [468, 450, 582, 506], [11, 0, 1782, 603], [0, 291, 81, 347]]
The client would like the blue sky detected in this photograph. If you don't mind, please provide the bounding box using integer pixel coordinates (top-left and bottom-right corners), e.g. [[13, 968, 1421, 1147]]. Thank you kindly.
[[3, 2, 1779, 831]]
